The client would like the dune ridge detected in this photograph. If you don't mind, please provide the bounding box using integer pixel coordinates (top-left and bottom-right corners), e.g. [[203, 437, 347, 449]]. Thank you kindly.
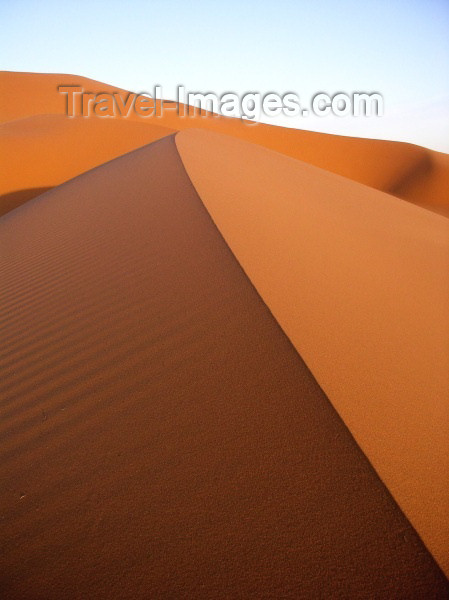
[[175, 128, 449, 575]]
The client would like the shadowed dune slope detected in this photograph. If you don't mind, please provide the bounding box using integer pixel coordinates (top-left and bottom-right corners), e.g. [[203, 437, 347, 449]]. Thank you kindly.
[[1, 136, 447, 598], [0, 187, 52, 216], [176, 128, 449, 575], [391, 149, 449, 215], [1, 71, 447, 213], [0, 114, 174, 216]]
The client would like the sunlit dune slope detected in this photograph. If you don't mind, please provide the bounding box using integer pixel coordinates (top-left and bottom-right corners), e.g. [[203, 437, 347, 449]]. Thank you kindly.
[[0, 114, 174, 216], [1, 70, 447, 213], [1, 136, 447, 598], [0, 72, 136, 123], [176, 128, 449, 576]]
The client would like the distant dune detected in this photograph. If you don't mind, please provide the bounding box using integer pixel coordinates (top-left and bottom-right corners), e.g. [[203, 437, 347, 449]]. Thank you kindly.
[[1, 72, 448, 598], [1, 71, 448, 214]]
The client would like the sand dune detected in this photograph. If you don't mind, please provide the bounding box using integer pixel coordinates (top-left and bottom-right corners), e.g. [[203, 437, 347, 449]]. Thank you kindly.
[[2, 70, 448, 595], [176, 128, 449, 575], [0, 114, 174, 216], [0, 135, 447, 598], [1, 71, 447, 214]]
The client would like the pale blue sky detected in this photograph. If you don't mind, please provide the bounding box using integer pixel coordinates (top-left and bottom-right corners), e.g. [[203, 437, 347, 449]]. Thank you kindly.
[[1, 0, 448, 151]]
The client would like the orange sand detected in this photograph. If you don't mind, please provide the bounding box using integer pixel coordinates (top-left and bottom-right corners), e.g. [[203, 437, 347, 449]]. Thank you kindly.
[[1, 70, 448, 588], [176, 128, 449, 575]]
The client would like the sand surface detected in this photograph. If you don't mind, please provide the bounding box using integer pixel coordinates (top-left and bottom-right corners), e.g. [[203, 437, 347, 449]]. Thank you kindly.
[[1, 71, 448, 214], [176, 128, 449, 575], [1, 136, 447, 598], [2, 70, 448, 594]]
